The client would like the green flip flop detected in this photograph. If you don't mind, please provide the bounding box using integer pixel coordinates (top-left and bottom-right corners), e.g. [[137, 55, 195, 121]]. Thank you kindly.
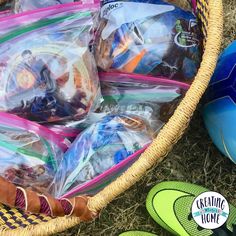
[[146, 181, 236, 236], [119, 230, 157, 236]]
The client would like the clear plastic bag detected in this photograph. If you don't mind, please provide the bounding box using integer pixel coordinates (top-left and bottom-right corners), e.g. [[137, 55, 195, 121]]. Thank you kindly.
[[50, 114, 153, 197], [85, 72, 189, 133], [0, 112, 67, 194], [0, 6, 101, 123], [0, 3, 86, 35], [95, 0, 202, 82]]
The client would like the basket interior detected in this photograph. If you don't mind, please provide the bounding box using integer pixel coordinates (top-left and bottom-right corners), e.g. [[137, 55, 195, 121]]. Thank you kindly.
[[0, 0, 212, 232]]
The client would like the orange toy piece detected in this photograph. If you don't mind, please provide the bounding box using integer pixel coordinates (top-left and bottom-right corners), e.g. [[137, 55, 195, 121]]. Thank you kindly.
[[17, 69, 36, 89], [121, 49, 147, 73]]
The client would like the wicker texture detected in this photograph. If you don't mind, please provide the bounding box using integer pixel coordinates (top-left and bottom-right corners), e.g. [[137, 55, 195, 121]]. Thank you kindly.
[[0, 0, 223, 235]]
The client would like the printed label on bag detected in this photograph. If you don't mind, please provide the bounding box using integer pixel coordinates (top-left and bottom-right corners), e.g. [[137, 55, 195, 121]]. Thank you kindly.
[[173, 19, 199, 47], [191, 191, 230, 230]]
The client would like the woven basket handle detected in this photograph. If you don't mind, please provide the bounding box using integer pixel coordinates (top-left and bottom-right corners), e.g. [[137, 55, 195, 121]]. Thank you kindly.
[[0, 176, 98, 221]]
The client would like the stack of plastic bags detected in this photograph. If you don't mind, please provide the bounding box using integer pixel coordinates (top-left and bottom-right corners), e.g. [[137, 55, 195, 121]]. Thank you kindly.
[[0, 0, 202, 198]]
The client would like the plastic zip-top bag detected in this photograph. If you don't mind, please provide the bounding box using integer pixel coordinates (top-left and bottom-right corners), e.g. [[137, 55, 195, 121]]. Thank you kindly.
[[0, 112, 68, 194], [50, 114, 153, 197], [86, 72, 189, 133], [0, 2, 87, 35], [0, 4, 102, 123], [95, 0, 202, 82]]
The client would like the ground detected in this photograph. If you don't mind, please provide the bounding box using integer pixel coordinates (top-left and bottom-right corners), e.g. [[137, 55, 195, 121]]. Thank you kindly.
[[57, 0, 235, 235]]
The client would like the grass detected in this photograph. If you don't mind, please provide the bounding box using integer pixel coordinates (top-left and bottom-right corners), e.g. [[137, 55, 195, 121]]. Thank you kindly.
[[56, 0, 236, 235]]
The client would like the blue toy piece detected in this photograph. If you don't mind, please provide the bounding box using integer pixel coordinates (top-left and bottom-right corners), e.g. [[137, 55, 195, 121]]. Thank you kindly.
[[203, 40, 236, 163]]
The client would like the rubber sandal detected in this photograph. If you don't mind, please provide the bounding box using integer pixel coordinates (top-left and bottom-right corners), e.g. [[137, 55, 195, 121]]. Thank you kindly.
[[119, 230, 157, 236], [146, 181, 236, 236]]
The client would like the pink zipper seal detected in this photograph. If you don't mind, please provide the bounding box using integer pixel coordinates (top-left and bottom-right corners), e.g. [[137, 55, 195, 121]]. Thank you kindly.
[[99, 72, 191, 90], [0, 2, 99, 32], [60, 145, 148, 198], [0, 10, 12, 18]]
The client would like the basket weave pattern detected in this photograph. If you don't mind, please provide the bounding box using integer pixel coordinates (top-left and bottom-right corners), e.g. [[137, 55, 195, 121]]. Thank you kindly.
[[0, 0, 223, 235]]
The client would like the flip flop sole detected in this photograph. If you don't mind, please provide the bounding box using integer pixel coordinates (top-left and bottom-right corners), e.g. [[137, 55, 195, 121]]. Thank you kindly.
[[146, 181, 236, 236], [119, 230, 157, 236]]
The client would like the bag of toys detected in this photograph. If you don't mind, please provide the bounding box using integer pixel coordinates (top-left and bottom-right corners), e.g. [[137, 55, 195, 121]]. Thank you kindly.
[[0, 4, 102, 123], [50, 114, 154, 197], [97, 72, 190, 132], [95, 0, 202, 82], [0, 112, 68, 194]]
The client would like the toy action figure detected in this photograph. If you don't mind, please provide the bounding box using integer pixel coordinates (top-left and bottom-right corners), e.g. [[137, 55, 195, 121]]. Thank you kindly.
[[9, 50, 88, 122]]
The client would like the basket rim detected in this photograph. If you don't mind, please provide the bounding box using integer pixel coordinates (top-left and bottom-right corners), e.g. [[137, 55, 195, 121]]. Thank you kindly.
[[1, 0, 223, 235]]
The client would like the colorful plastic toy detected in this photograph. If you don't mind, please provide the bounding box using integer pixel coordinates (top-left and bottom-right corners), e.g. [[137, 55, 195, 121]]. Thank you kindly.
[[203, 40, 236, 164]]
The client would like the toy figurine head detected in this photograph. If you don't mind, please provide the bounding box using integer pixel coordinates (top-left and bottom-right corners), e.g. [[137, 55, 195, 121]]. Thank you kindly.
[[21, 50, 34, 66]]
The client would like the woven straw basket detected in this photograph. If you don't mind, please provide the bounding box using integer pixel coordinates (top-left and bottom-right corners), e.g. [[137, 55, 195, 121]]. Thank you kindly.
[[0, 0, 223, 235]]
